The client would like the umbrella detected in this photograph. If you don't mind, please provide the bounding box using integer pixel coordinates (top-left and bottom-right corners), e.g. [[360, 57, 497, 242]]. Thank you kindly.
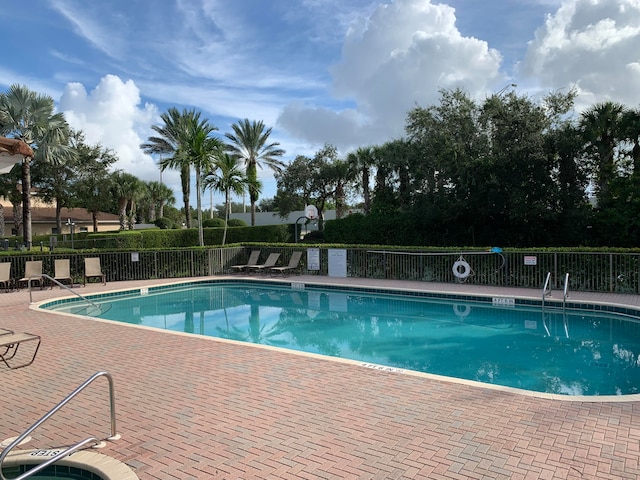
[[0, 137, 33, 174]]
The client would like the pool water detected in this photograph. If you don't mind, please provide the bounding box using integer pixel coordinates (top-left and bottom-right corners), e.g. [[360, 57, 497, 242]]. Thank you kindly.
[[44, 282, 640, 396]]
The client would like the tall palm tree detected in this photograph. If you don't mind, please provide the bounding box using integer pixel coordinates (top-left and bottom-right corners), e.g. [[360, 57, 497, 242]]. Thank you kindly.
[[0, 84, 74, 246], [225, 119, 285, 225], [141, 107, 199, 228], [204, 153, 248, 245], [175, 118, 224, 246]]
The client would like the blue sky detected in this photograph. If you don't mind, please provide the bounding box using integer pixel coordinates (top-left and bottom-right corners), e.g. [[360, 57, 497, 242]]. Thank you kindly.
[[2, 0, 640, 210]]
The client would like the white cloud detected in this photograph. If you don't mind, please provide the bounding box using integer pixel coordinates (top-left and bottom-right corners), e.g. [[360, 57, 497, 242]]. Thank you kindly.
[[277, 0, 503, 151], [59, 75, 169, 185], [521, 0, 640, 108]]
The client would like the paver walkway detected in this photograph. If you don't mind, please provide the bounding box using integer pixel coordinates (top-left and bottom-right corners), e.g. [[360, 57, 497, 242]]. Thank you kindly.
[[1, 276, 639, 479]]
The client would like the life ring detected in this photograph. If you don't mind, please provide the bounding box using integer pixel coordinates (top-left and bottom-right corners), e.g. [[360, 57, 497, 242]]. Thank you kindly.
[[453, 303, 471, 319], [452, 259, 471, 280]]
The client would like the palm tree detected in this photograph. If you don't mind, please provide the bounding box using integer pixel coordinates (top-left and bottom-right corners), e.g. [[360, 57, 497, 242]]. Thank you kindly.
[[141, 107, 199, 228], [224, 119, 285, 225], [204, 153, 248, 245], [146, 181, 176, 221], [621, 108, 640, 176], [580, 101, 627, 204], [175, 117, 224, 246], [346, 146, 374, 214], [111, 171, 142, 230], [0, 84, 74, 246]]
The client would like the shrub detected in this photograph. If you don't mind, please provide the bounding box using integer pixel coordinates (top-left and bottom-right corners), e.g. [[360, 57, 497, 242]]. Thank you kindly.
[[227, 218, 247, 227], [202, 218, 225, 228], [154, 217, 176, 229]]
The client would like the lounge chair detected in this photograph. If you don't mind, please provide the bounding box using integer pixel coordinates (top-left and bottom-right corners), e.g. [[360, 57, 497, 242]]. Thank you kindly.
[[52, 259, 73, 287], [0, 330, 41, 369], [230, 250, 261, 273], [270, 251, 303, 277], [18, 260, 44, 290], [0, 262, 14, 292], [248, 253, 281, 274], [84, 257, 106, 285]]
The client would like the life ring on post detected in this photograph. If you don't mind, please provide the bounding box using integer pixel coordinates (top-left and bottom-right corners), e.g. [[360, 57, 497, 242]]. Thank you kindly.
[[452, 257, 472, 280]]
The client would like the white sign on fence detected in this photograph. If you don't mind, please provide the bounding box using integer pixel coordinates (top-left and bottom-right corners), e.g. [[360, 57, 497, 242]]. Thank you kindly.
[[328, 249, 347, 277], [524, 256, 537, 266], [307, 248, 320, 271]]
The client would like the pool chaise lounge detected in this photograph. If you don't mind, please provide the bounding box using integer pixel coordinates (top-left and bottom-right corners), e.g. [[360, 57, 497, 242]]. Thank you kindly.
[[230, 250, 261, 273], [84, 257, 106, 286], [248, 253, 281, 273], [0, 330, 41, 369], [270, 251, 303, 276]]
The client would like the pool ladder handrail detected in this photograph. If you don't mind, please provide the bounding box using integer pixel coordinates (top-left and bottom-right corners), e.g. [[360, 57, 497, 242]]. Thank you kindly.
[[29, 274, 101, 310], [562, 272, 570, 312], [542, 272, 552, 307], [0, 371, 120, 480]]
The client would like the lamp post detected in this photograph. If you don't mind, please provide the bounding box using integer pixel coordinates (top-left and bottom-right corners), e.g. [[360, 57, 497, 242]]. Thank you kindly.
[[66, 218, 75, 250]]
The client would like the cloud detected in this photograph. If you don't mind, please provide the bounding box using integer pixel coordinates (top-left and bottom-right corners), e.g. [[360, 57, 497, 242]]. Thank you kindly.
[[59, 75, 169, 185], [277, 0, 503, 151], [520, 0, 640, 108]]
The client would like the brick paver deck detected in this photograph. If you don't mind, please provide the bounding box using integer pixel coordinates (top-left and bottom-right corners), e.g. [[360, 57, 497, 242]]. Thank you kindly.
[[1, 276, 640, 479]]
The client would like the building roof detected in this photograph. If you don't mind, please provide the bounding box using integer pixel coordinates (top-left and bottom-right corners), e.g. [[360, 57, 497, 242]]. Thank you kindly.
[[3, 207, 119, 224]]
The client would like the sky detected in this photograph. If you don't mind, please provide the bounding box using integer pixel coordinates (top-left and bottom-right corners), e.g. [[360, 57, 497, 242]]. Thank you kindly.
[[2, 0, 640, 212]]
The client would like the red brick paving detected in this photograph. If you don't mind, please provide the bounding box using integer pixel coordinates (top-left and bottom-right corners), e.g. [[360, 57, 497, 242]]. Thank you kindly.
[[1, 277, 640, 479]]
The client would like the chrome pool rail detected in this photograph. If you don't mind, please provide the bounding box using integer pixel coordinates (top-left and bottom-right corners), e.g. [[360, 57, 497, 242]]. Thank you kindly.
[[542, 271, 552, 307], [0, 371, 120, 480], [29, 274, 101, 310]]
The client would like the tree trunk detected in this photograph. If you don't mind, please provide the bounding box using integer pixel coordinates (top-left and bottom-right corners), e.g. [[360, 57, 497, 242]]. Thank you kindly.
[[22, 159, 32, 248], [56, 199, 62, 234]]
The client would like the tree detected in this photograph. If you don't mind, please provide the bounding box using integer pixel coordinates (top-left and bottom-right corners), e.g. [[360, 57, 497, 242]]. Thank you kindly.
[[72, 136, 118, 232], [111, 171, 143, 230], [145, 181, 176, 222], [274, 144, 345, 230], [346, 147, 375, 214], [141, 107, 198, 228], [175, 116, 224, 246], [580, 101, 627, 205], [204, 153, 248, 245], [0, 84, 74, 246], [224, 119, 285, 226]]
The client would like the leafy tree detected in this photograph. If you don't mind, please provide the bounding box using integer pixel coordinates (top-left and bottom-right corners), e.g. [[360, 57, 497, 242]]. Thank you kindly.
[[0, 84, 74, 246], [224, 119, 285, 226], [72, 138, 118, 232], [203, 153, 248, 245], [274, 144, 347, 230]]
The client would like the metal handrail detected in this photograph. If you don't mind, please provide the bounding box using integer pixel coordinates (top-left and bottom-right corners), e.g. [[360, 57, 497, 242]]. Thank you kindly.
[[563, 272, 570, 311], [29, 274, 101, 311], [542, 272, 552, 307], [0, 371, 120, 480]]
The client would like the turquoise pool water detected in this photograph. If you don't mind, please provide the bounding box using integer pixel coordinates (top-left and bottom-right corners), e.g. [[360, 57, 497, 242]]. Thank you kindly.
[[43, 282, 640, 396]]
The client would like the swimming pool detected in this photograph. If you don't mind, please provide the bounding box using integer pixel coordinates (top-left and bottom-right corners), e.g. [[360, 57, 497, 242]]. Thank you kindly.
[[41, 280, 640, 396]]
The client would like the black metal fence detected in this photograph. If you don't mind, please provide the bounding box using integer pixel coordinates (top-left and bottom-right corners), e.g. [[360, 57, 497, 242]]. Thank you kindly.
[[2, 247, 639, 294]]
